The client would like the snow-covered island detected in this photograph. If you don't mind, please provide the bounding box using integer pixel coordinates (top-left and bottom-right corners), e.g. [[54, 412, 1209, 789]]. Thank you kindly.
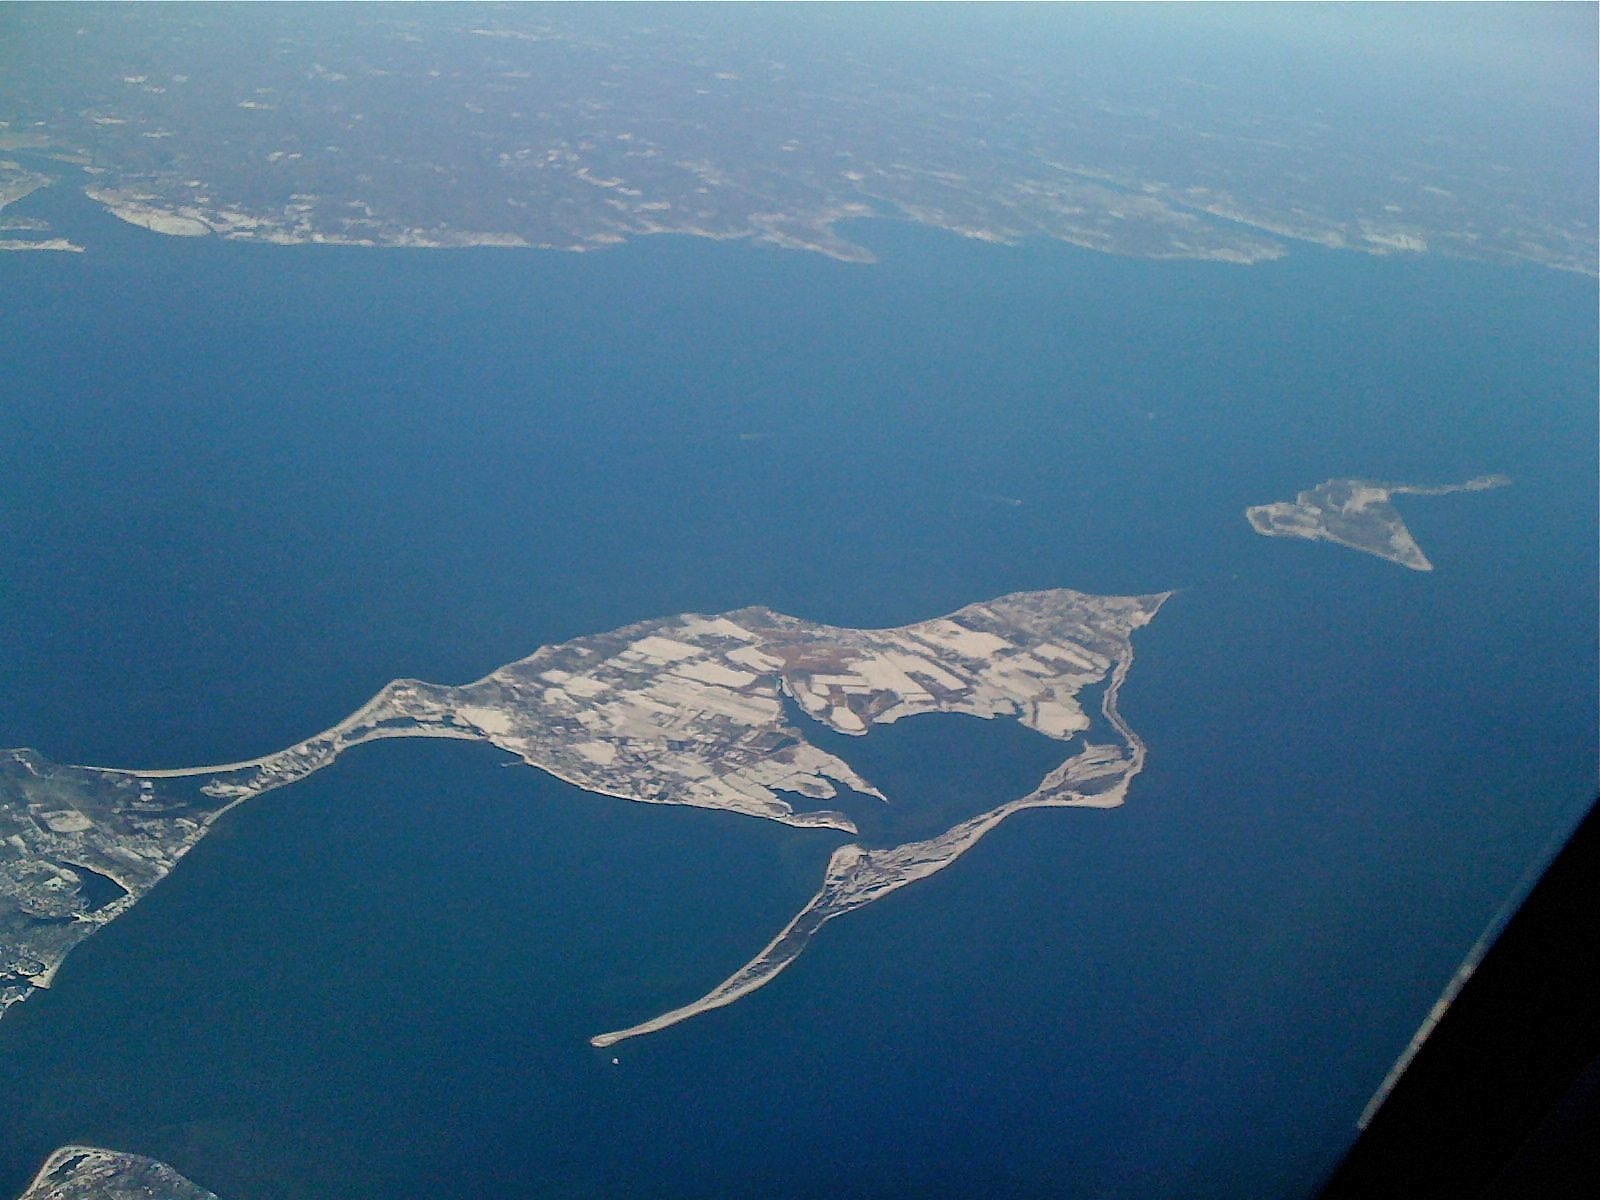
[[2, 587, 1166, 1045]]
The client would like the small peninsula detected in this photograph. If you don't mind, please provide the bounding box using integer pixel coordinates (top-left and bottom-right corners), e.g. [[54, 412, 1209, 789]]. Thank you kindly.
[[1, 587, 1165, 1044], [1245, 475, 1510, 570], [16, 1146, 216, 1200]]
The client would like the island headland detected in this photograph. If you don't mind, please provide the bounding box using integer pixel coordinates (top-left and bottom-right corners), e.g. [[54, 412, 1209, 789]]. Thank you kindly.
[[15, 1146, 217, 1200]]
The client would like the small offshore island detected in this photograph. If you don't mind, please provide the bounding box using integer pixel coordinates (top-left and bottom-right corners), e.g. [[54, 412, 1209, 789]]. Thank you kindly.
[[0, 587, 1165, 1046], [1245, 475, 1510, 570]]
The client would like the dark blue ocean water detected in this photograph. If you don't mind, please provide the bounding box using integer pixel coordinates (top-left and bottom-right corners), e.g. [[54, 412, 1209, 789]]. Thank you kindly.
[[0, 180, 1595, 1199]]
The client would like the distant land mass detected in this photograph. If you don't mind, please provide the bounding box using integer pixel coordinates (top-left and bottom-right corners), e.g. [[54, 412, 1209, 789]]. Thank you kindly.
[[1245, 475, 1510, 570], [15, 1146, 216, 1200], [0, 588, 1165, 1046], [0, 7, 1591, 271]]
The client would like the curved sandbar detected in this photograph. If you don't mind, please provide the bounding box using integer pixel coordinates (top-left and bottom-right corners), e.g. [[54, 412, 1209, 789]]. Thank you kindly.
[[591, 637, 1153, 1046]]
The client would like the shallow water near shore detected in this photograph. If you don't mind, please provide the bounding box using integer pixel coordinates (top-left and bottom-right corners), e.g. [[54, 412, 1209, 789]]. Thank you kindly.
[[0, 180, 1595, 1198]]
